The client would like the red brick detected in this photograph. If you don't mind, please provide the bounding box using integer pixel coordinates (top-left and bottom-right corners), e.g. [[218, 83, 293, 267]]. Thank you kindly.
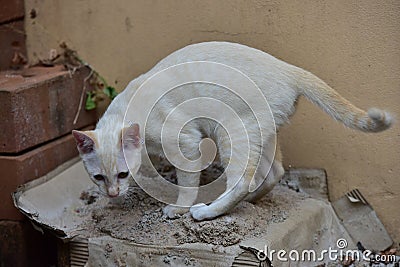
[[0, 127, 93, 220], [0, 20, 27, 70], [0, 220, 58, 267], [0, 0, 24, 24], [0, 65, 98, 153]]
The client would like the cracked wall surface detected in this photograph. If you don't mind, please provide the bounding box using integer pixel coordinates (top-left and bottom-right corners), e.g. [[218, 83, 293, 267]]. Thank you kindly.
[[25, 0, 400, 242]]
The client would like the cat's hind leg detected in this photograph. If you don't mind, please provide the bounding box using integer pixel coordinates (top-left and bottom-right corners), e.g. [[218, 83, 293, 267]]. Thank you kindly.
[[245, 143, 284, 203], [189, 132, 268, 221]]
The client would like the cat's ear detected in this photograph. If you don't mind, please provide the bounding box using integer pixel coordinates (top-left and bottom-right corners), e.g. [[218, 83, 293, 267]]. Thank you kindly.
[[72, 130, 97, 154], [122, 123, 141, 149]]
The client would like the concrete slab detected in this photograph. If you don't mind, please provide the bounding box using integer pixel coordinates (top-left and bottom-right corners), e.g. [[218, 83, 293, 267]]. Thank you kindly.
[[14, 159, 355, 266]]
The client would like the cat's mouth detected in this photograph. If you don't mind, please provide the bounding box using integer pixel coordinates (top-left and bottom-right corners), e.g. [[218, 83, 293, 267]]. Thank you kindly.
[[106, 187, 129, 198], [107, 187, 120, 198], [108, 192, 119, 198]]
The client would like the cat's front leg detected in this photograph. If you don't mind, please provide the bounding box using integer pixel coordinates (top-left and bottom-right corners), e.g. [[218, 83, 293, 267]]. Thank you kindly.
[[163, 205, 190, 219], [163, 168, 200, 218]]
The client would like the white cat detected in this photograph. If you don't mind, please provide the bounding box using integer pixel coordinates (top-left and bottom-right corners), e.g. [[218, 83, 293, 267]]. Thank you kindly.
[[72, 42, 392, 221]]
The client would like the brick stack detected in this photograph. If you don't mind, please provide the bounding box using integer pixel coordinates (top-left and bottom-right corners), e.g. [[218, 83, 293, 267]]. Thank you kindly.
[[0, 1, 98, 265], [0, 65, 97, 219]]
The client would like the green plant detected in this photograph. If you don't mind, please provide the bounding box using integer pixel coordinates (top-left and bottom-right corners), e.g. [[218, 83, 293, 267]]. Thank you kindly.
[[60, 42, 118, 111], [84, 77, 118, 111]]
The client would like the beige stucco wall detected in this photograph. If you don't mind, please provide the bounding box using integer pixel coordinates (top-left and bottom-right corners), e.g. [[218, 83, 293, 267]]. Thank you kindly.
[[25, 0, 399, 242]]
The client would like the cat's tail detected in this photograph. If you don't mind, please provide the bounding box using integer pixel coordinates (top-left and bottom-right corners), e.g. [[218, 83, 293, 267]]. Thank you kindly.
[[295, 69, 393, 132]]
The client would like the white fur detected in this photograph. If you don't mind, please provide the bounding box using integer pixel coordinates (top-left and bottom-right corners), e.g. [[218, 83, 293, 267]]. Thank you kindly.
[[73, 42, 392, 220]]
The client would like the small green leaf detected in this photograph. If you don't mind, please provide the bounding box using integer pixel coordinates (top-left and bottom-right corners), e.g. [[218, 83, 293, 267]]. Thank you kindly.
[[103, 86, 118, 100], [85, 92, 96, 110]]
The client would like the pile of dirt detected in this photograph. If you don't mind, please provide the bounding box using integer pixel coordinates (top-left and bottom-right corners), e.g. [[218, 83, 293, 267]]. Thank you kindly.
[[76, 163, 307, 247], [78, 185, 305, 246]]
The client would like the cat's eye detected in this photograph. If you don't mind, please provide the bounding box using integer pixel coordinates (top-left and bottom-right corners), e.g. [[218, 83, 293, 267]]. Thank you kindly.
[[118, 172, 129, 179], [93, 174, 105, 181]]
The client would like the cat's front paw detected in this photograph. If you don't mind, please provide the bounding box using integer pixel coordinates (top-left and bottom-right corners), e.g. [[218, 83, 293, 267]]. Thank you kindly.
[[190, 203, 214, 221], [163, 205, 189, 219]]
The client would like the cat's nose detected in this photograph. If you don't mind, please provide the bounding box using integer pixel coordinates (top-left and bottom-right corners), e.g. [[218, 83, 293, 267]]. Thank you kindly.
[[107, 186, 119, 198]]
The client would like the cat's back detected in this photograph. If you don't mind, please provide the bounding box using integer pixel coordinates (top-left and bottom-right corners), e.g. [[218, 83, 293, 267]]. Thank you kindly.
[[150, 42, 286, 73], [114, 42, 300, 127]]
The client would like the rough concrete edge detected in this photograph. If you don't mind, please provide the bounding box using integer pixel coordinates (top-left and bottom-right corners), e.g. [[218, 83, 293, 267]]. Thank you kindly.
[[282, 168, 328, 200], [88, 235, 239, 267], [331, 190, 394, 251], [12, 156, 81, 237], [240, 198, 356, 266], [82, 197, 351, 266]]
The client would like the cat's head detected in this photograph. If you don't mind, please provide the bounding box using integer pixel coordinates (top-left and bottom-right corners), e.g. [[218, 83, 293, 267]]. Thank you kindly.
[[72, 123, 142, 198]]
